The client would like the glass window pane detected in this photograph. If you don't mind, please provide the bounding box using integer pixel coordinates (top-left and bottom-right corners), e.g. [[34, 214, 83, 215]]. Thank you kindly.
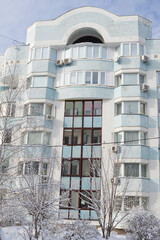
[[63, 129, 72, 145], [93, 129, 101, 143], [80, 192, 90, 208], [73, 129, 81, 145], [84, 101, 92, 115], [35, 48, 41, 59], [71, 191, 79, 208], [72, 47, 78, 58], [65, 102, 73, 116], [85, 72, 91, 84], [141, 132, 146, 145], [86, 46, 92, 58], [124, 163, 139, 177], [124, 196, 139, 211], [92, 72, 98, 84], [94, 101, 102, 115], [41, 163, 48, 175], [30, 49, 34, 60], [93, 160, 101, 177], [117, 103, 122, 115], [74, 101, 82, 116], [64, 73, 70, 85], [18, 162, 23, 175], [116, 132, 123, 144], [50, 48, 56, 60], [79, 46, 85, 58], [101, 72, 105, 85], [140, 74, 144, 84], [102, 47, 107, 58], [124, 131, 138, 145], [30, 103, 44, 116], [44, 132, 50, 145], [140, 44, 144, 55], [42, 47, 48, 59], [21, 132, 27, 144], [115, 75, 121, 87], [46, 104, 52, 115], [62, 160, 71, 175], [26, 78, 32, 89], [72, 160, 79, 175], [124, 102, 138, 114], [131, 43, 137, 56], [124, 73, 137, 85], [77, 72, 83, 84], [83, 129, 91, 144], [61, 191, 69, 207], [82, 160, 90, 176], [140, 103, 145, 114], [70, 72, 76, 85], [123, 44, 129, 56], [28, 132, 42, 145], [141, 164, 147, 177], [93, 46, 99, 58]]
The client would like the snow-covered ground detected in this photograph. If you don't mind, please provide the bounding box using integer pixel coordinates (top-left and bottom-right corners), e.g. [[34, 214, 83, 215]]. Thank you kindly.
[[0, 226, 126, 240]]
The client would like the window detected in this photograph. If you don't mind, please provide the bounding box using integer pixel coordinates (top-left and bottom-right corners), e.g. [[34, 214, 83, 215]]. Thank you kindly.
[[73, 129, 81, 145], [139, 44, 144, 55], [80, 192, 90, 209], [42, 47, 48, 59], [25, 161, 39, 175], [116, 103, 122, 115], [35, 48, 41, 59], [30, 103, 44, 116], [124, 163, 139, 177], [124, 131, 139, 145], [63, 130, 72, 145], [28, 131, 42, 145], [21, 131, 51, 145], [0, 159, 9, 174], [123, 44, 129, 56], [93, 72, 98, 84], [18, 162, 23, 175], [94, 101, 102, 115], [93, 129, 101, 143], [139, 74, 144, 84], [83, 129, 91, 144], [41, 163, 48, 175], [124, 196, 139, 211], [85, 72, 91, 84], [140, 103, 146, 114], [141, 164, 147, 177], [62, 160, 71, 175], [131, 43, 137, 56], [4, 130, 12, 143], [84, 101, 92, 115], [26, 78, 32, 89], [72, 160, 79, 175], [115, 75, 121, 87], [74, 102, 82, 116], [123, 73, 137, 85], [82, 160, 90, 176], [124, 102, 138, 114], [65, 102, 73, 116]]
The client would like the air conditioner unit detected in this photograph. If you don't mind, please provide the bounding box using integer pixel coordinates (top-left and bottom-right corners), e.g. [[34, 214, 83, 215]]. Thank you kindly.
[[56, 60, 63, 66], [141, 55, 149, 63], [63, 58, 72, 64], [142, 83, 149, 92], [46, 115, 54, 120], [112, 145, 120, 153]]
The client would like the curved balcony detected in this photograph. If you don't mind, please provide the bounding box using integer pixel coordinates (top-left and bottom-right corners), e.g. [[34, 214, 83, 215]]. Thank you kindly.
[[114, 85, 148, 98], [114, 114, 148, 128], [121, 145, 149, 160]]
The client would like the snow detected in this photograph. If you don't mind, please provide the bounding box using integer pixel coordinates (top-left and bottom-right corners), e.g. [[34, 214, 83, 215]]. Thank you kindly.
[[1, 227, 126, 240]]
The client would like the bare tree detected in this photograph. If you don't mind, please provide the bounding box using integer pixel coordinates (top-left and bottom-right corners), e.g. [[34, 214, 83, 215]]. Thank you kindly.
[[80, 146, 130, 239]]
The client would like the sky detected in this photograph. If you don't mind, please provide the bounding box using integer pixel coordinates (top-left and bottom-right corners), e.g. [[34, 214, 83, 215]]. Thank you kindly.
[[0, 0, 160, 54]]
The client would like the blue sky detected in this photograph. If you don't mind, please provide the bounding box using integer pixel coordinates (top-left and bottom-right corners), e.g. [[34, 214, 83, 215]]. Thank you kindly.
[[0, 0, 160, 54]]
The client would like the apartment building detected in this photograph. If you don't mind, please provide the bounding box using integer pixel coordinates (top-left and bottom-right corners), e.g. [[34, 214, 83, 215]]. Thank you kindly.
[[0, 7, 160, 221]]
